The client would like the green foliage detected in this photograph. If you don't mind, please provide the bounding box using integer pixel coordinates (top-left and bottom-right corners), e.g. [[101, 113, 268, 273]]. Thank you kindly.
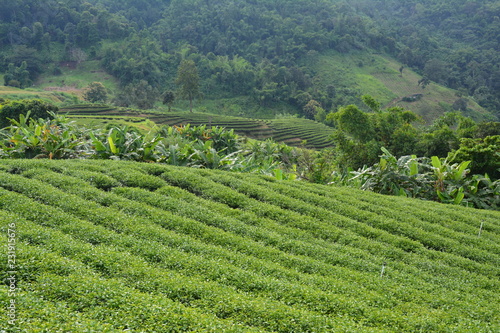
[[60, 102, 335, 150], [176, 60, 201, 112], [162, 90, 175, 112], [416, 112, 478, 158], [302, 99, 323, 120], [101, 35, 172, 89], [0, 114, 295, 177], [361, 95, 381, 113], [333, 104, 375, 143], [338, 148, 500, 209], [0, 99, 58, 128], [83, 82, 107, 103], [331, 99, 422, 170], [89, 126, 161, 162], [0, 159, 499, 331], [1, 0, 499, 117], [114, 80, 160, 109], [450, 136, 500, 179], [0, 113, 87, 159], [4, 61, 31, 88]]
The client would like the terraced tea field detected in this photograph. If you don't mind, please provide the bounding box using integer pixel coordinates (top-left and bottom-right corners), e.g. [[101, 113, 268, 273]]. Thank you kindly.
[[60, 105, 335, 149], [1, 160, 499, 332]]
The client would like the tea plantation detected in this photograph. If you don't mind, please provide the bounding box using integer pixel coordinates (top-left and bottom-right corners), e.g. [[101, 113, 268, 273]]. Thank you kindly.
[[1, 159, 499, 332], [60, 104, 335, 149]]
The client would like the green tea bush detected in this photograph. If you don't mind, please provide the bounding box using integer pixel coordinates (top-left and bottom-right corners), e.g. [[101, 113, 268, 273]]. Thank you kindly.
[[1, 160, 499, 331]]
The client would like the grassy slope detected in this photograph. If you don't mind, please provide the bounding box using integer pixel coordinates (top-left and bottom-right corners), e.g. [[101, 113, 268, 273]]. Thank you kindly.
[[35, 60, 120, 99], [0, 86, 78, 104], [0, 159, 499, 332], [310, 51, 491, 123], [0, 61, 119, 105]]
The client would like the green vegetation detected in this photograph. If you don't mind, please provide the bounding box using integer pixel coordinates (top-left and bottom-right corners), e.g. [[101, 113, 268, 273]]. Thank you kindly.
[[176, 60, 202, 113], [310, 52, 492, 123], [0, 0, 498, 121], [0, 86, 77, 105], [83, 82, 108, 103], [1, 106, 498, 210], [337, 148, 499, 210], [35, 60, 120, 95], [0, 112, 300, 176], [0, 99, 57, 128], [58, 103, 335, 149], [2, 1, 500, 330], [0, 159, 499, 331]]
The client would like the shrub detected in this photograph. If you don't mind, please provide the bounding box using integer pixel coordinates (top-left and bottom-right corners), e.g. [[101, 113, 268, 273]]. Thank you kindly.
[[0, 99, 58, 128], [83, 82, 108, 103]]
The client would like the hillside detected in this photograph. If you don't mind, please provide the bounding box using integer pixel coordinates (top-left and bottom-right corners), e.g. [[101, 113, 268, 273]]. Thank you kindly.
[[309, 51, 492, 123], [1, 0, 499, 121], [1, 159, 499, 332], [30, 50, 492, 124], [0, 86, 78, 105]]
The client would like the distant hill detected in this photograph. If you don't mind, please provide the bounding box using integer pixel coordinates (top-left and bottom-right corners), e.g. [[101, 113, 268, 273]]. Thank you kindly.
[[0, 0, 498, 121], [0, 159, 499, 331], [308, 51, 493, 123]]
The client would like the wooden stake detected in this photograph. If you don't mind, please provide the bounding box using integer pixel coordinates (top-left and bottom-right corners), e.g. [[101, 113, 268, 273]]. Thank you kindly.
[[478, 222, 484, 237]]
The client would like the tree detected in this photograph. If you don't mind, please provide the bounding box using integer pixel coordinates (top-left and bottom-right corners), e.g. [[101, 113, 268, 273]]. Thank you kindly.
[[32, 22, 44, 51], [452, 98, 468, 111], [418, 77, 431, 89], [424, 59, 449, 84], [361, 95, 381, 113], [333, 104, 374, 143], [450, 136, 500, 179], [114, 80, 159, 109], [68, 47, 88, 65], [4, 61, 31, 88], [175, 59, 201, 112], [416, 127, 459, 158], [303, 100, 323, 120], [162, 90, 175, 112], [331, 97, 423, 170], [83, 82, 107, 103]]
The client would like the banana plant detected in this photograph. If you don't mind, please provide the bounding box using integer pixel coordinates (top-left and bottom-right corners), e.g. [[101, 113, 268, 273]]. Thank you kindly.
[[155, 142, 190, 166], [1, 112, 87, 159], [90, 126, 161, 161], [430, 156, 471, 205]]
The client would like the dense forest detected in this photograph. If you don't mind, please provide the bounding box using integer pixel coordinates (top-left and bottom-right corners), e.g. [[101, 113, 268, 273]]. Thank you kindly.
[[0, 0, 499, 119]]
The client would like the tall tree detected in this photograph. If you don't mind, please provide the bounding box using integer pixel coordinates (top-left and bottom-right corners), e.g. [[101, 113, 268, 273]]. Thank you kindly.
[[175, 59, 201, 113]]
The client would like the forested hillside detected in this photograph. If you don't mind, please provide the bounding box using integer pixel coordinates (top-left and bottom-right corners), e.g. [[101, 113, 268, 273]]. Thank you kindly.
[[0, 0, 499, 119]]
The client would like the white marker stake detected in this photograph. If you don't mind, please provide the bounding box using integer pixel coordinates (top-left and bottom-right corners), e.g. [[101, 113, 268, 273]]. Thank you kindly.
[[478, 222, 484, 237], [380, 262, 386, 278]]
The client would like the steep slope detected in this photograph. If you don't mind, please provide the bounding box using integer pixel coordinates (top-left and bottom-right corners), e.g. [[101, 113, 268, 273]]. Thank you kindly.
[[309, 51, 492, 123], [0, 159, 499, 332]]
